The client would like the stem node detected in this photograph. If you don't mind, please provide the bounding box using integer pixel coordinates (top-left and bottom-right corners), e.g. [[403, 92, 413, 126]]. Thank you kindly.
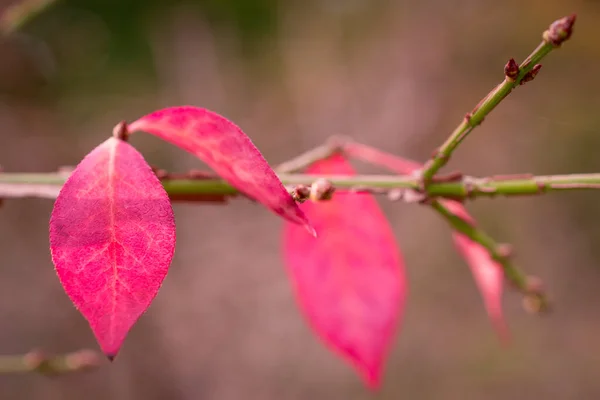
[[292, 184, 311, 203], [112, 121, 130, 142], [497, 243, 514, 259], [504, 58, 520, 81], [309, 178, 335, 201], [520, 64, 543, 85]]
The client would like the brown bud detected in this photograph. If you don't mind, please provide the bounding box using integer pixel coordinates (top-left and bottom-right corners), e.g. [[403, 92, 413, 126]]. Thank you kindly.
[[112, 121, 130, 141], [520, 64, 542, 85], [291, 184, 311, 203], [504, 58, 519, 81], [309, 179, 335, 201], [543, 14, 576, 47]]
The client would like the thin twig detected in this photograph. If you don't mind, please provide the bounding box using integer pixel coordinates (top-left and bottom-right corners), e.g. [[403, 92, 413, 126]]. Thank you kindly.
[[420, 14, 576, 183], [2, 171, 600, 201], [275, 137, 343, 173], [342, 140, 549, 311], [430, 200, 548, 311], [0, 349, 102, 375]]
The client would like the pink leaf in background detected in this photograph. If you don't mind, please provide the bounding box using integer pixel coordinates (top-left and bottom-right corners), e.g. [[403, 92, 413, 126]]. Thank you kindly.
[[128, 106, 314, 235], [49, 137, 176, 359], [283, 154, 406, 389], [344, 143, 508, 340]]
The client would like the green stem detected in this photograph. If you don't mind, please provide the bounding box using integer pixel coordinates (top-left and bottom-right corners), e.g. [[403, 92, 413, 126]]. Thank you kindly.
[[431, 200, 548, 311], [420, 14, 576, 182], [1, 172, 599, 200], [0, 349, 101, 375]]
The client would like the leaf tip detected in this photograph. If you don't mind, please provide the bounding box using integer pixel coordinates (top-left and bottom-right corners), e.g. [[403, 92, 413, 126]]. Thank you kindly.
[[305, 224, 318, 238], [361, 368, 382, 391], [491, 315, 511, 346], [101, 343, 121, 362]]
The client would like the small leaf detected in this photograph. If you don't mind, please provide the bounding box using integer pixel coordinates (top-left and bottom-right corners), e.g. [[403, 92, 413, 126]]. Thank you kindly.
[[283, 154, 406, 389], [128, 106, 314, 235], [343, 143, 508, 339], [49, 137, 176, 359]]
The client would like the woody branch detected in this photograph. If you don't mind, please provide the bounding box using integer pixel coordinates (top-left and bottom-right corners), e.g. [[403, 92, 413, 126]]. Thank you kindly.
[[0, 12, 579, 373]]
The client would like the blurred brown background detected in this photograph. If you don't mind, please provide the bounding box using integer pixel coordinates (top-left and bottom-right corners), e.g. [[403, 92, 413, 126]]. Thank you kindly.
[[1, 0, 600, 399]]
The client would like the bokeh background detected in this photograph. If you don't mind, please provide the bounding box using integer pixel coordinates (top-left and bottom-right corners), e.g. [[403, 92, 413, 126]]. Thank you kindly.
[[1, 0, 600, 399]]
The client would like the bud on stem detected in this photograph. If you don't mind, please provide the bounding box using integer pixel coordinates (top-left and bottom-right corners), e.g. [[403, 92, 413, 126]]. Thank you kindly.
[[310, 179, 335, 201], [543, 14, 576, 47], [504, 58, 519, 81], [520, 64, 543, 85], [112, 121, 130, 141]]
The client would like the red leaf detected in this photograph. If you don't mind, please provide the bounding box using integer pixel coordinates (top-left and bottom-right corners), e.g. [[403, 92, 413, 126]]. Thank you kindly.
[[344, 143, 508, 340], [128, 106, 314, 235], [283, 154, 406, 389], [49, 137, 176, 359]]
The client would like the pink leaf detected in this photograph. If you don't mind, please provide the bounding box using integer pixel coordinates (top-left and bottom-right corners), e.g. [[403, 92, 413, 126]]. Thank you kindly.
[[49, 137, 176, 359], [283, 154, 406, 389], [344, 142, 508, 340], [128, 106, 314, 235]]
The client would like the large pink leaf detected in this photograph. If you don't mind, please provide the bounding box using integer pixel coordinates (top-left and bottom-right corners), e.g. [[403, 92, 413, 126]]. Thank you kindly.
[[128, 106, 314, 235], [344, 143, 507, 339], [283, 154, 405, 389], [49, 137, 176, 359]]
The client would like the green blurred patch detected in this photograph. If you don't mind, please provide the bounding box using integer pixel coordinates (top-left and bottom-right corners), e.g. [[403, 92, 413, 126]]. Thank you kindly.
[[1, 0, 282, 100]]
